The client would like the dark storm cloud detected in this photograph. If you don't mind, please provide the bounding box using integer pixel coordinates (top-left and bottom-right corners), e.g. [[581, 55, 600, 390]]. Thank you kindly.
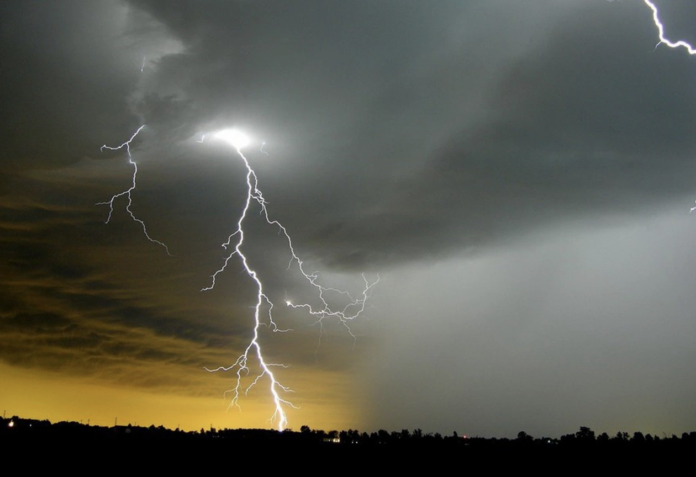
[[355, 1, 696, 266], [112, 0, 525, 267], [0, 162, 361, 392], [115, 1, 696, 270], [0, 1, 143, 172], [0, 167, 233, 389], [316, 2, 696, 267], [5, 0, 694, 269]]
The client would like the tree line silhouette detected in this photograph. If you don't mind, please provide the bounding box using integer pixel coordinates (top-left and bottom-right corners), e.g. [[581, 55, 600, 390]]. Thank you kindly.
[[3, 414, 696, 454]]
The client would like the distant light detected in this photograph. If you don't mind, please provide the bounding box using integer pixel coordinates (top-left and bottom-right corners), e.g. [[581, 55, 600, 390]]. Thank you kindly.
[[8, 420, 14, 428], [214, 129, 251, 150]]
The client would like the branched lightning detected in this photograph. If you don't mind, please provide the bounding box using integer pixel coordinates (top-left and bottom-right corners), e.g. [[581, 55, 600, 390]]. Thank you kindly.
[[202, 129, 379, 431], [97, 125, 171, 255]]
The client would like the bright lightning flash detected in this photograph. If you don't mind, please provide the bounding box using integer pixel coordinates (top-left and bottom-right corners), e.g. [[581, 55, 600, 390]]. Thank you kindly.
[[214, 129, 251, 150], [202, 128, 379, 431], [97, 126, 171, 255]]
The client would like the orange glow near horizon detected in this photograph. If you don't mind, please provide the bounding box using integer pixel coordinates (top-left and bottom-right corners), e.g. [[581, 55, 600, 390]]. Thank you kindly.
[[0, 362, 364, 432]]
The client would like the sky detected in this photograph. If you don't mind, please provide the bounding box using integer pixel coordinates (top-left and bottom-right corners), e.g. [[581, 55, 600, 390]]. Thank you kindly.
[[2, 0, 696, 438]]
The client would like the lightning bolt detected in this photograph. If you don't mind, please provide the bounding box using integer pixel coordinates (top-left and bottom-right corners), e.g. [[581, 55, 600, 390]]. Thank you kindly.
[[643, 0, 696, 55], [202, 129, 379, 431], [641, 1, 696, 212], [97, 125, 171, 255]]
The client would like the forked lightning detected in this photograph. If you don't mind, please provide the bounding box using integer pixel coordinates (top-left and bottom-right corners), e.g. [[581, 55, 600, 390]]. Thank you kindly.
[[97, 125, 171, 255], [202, 129, 378, 430]]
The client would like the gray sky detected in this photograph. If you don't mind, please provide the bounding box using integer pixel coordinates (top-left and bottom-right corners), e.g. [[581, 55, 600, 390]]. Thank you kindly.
[[2, 0, 696, 437]]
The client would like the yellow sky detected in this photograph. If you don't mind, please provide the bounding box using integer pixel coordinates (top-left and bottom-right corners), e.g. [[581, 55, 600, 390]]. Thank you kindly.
[[0, 361, 364, 432]]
